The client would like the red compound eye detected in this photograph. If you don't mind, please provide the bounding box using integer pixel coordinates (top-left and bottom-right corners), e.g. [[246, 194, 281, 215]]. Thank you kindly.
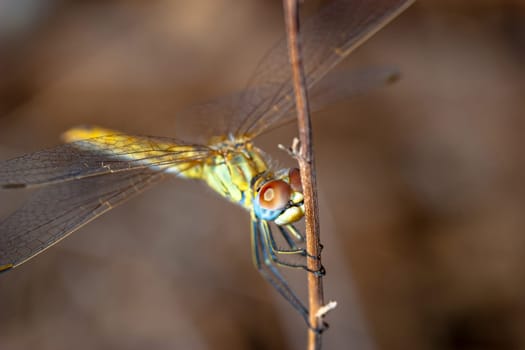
[[258, 180, 292, 210], [289, 168, 302, 192]]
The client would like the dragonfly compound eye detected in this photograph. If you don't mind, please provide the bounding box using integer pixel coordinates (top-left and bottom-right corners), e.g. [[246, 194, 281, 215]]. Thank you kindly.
[[288, 168, 302, 192], [258, 180, 291, 211], [254, 179, 296, 222]]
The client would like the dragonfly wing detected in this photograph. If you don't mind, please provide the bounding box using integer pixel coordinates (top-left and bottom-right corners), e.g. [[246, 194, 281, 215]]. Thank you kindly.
[[260, 66, 400, 135], [0, 168, 164, 270], [231, 0, 413, 137], [309, 66, 399, 111], [0, 134, 211, 188], [174, 66, 399, 142]]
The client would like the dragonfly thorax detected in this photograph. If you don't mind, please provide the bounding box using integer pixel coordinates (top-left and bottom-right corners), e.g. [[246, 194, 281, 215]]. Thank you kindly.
[[194, 138, 305, 225]]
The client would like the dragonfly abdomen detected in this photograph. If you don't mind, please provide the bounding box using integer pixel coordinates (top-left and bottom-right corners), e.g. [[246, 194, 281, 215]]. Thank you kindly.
[[62, 126, 207, 176]]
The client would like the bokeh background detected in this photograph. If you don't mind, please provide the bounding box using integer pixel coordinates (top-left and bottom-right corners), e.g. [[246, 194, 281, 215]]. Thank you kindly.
[[1, 1, 525, 349]]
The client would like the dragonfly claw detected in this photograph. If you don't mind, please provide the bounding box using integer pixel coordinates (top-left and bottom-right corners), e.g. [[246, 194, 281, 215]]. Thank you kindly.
[[304, 264, 325, 277], [308, 320, 330, 334], [314, 265, 326, 277]]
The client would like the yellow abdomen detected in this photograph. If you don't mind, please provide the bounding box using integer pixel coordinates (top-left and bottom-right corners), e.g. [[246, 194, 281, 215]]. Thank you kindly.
[[63, 126, 269, 211]]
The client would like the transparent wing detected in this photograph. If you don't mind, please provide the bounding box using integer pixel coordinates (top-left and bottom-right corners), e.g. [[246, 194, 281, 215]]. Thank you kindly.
[[176, 66, 399, 143], [0, 134, 212, 188], [231, 0, 413, 138], [262, 66, 400, 134], [0, 168, 165, 269]]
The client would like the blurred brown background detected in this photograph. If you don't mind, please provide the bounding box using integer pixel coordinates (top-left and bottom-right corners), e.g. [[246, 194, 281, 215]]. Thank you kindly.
[[1, 0, 525, 349]]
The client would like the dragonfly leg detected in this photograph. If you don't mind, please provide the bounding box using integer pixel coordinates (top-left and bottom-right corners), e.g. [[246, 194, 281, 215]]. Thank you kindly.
[[261, 221, 326, 277], [286, 226, 325, 264], [251, 218, 328, 332], [262, 223, 314, 258], [284, 224, 305, 242], [278, 225, 322, 261], [284, 225, 324, 259], [251, 218, 309, 324], [266, 225, 306, 255]]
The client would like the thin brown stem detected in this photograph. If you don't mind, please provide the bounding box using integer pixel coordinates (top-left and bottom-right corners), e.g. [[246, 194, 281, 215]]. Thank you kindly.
[[283, 1, 325, 349]]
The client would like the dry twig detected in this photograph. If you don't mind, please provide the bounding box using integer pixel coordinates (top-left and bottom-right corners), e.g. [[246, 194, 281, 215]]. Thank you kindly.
[[283, 1, 326, 349]]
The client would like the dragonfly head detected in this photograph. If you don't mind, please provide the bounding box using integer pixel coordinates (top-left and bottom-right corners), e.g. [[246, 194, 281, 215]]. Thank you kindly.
[[252, 168, 304, 225]]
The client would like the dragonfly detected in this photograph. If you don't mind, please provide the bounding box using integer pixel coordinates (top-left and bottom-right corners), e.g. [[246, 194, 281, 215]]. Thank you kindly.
[[0, 0, 413, 328]]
